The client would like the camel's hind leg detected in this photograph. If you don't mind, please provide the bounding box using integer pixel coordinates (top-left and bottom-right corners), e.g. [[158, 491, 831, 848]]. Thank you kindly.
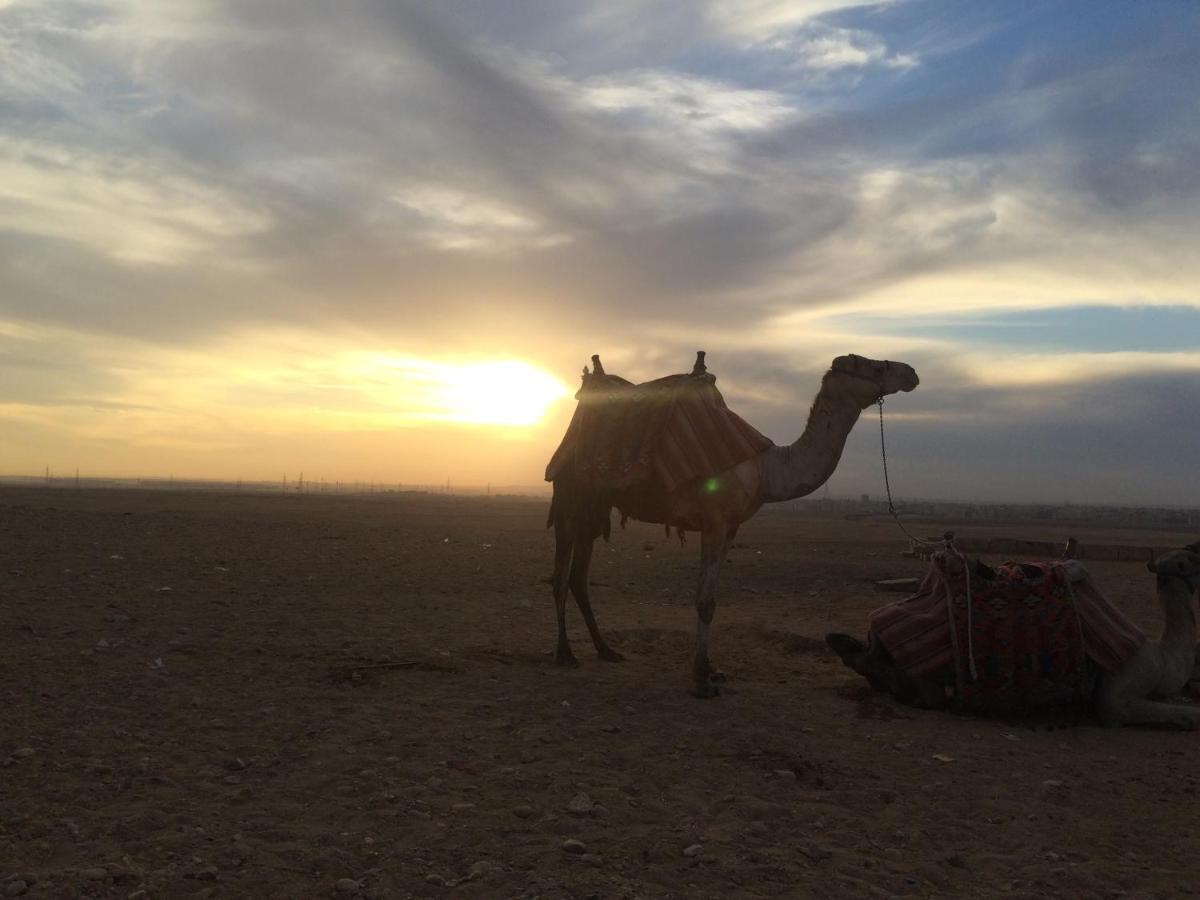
[[568, 535, 624, 662], [826, 633, 948, 709], [551, 514, 577, 667], [691, 522, 732, 698]]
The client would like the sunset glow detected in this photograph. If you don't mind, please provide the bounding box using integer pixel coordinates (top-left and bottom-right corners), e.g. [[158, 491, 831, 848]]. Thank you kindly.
[[2, 2, 1199, 503], [431, 361, 570, 427]]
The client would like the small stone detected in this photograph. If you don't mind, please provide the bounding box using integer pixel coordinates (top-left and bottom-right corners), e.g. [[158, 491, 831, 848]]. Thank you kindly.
[[127, 892, 148, 900], [425, 874, 446, 886], [81, 867, 108, 881], [1042, 779, 1064, 789], [683, 844, 704, 858], [561, 838, 587, 854], [223, 775, 242, 785], [451, 802, 476, 812], [579, 854, 604, 867], [513, 805, 534, 819], [335, 877, 360, 893], [11, 748, 35, 758], [567, 792, 594, 815], [467, 861, 490, 880], [4, 881, 28, 897], [95, 638, 111, 650], [773, 769, 796, 780]]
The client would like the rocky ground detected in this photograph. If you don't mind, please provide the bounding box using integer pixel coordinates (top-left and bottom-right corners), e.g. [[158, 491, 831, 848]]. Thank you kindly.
[[2, 487, 1199, 899]]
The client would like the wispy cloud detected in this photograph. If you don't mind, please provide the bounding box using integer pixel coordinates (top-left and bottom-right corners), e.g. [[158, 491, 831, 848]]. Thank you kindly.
[[1, 0, 1198, 501]]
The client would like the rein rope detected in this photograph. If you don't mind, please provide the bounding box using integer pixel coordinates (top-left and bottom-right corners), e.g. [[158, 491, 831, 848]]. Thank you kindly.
[[876, 396, 978, 681], [876, 397, 940, 548]]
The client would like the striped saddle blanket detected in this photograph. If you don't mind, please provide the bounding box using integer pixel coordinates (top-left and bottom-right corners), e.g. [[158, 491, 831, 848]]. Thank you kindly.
[[869, 551, 1146, 712], [544, 367, 773, 510]]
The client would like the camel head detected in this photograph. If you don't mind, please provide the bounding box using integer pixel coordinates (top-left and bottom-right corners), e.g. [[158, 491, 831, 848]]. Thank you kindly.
[[1147, 546, 1200, 590], [829, 354, 920, 408]]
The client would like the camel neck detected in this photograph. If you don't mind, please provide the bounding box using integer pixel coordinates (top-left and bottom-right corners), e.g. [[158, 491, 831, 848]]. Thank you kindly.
[[761, 374, 865, 502], [1158, 577, 1197, 650]]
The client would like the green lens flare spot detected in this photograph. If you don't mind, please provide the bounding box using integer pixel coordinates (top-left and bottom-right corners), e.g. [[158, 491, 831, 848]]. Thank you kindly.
[[704, 477, 720, 493]]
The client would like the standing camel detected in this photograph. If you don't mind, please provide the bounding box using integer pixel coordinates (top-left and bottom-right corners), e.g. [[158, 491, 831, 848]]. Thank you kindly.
[[548, 353, 920, 697]]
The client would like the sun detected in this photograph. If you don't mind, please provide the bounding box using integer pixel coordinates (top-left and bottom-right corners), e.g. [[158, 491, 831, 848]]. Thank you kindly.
[[434, 360, 569, 426]]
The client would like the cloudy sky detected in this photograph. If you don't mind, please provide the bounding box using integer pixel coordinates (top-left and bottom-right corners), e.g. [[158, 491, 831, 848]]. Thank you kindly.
[[2, 0, 1198, 503]]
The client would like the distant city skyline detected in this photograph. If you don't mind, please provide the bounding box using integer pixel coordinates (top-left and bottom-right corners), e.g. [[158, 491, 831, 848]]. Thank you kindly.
[[2, 2, 1198, 505]]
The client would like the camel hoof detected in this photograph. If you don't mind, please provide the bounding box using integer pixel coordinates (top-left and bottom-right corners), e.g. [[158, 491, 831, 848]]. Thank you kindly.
[[555, 650, 579, 668], [597, 647, 625, 662], [709, 670, 727, 684]]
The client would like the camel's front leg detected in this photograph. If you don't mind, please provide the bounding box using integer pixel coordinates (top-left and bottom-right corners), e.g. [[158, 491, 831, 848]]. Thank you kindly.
[[1106, 698, 1200, 730], [691, 524, 731, 698]]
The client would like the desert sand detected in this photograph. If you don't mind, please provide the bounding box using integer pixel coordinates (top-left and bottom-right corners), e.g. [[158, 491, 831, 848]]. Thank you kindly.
[[2, 487, 1198, 899]]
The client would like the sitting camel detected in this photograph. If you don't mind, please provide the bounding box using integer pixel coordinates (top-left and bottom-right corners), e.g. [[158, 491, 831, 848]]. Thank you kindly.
[[828, 544, 1200, 728]]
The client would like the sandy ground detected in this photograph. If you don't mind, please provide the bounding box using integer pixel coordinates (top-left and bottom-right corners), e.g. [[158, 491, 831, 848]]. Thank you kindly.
[[2, 487, 1199, 899]]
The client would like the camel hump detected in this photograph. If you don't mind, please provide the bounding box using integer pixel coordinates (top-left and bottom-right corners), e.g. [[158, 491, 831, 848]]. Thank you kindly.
[[691, 350, 707, 376], [591, 354, 605, 376]]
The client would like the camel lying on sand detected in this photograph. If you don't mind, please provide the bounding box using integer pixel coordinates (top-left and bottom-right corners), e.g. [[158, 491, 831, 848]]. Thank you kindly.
[[828, 545, 1200, 729]]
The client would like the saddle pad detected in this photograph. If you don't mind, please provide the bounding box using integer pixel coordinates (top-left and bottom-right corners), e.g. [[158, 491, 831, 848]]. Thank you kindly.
[[869, 552, 1146, 712], [545, 370, 773, 496]]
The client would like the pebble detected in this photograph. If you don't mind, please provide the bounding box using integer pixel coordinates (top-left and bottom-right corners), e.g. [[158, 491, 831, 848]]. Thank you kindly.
[[4, 882, 27, 897], [683, 844, 703, 858], [579, 854, 604, 867], [467, 861, 490, 880], [513, 805, 534, 819], [11, 748, 35, 758], [425, 874, 446, 886], [81, 867, 108, 881], [567, 793, 594, 815], [561, 838, 587, 855], [1042, 779, 1064, 788], [335, 877, 360, 893]]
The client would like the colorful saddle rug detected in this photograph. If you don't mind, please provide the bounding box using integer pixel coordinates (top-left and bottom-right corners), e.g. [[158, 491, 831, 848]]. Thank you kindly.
[[544, 364, 773, 510], [869, 551, 1146, 713]]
